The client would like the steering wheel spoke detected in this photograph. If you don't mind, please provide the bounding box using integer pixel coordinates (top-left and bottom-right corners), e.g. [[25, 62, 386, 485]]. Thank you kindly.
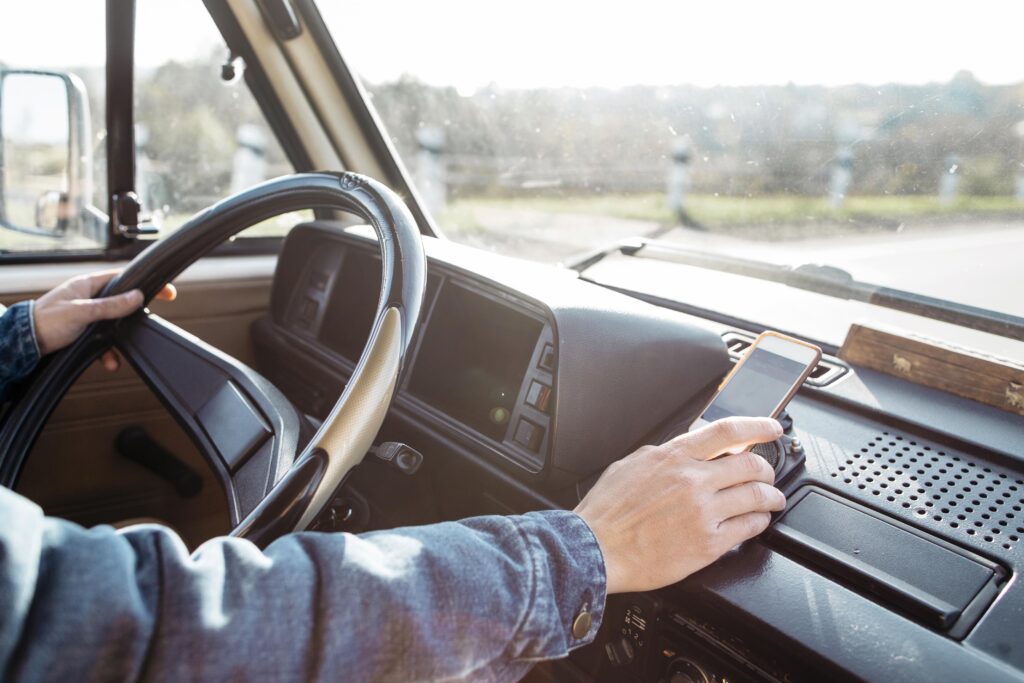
[[116, 311, 299, 523]]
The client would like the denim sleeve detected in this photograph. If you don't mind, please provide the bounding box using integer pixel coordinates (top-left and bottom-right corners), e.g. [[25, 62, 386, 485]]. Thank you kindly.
[[0, 485, 607, 682], [0, 302, 41, 401]]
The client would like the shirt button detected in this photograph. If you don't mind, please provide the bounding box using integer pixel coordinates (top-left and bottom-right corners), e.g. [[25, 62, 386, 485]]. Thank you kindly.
[[572, 606, 592, 639]]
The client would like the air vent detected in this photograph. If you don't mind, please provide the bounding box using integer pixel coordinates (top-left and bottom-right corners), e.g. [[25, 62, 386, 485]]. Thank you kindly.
[[828, 431, 1024, 553], [720, 331, 847, 387]]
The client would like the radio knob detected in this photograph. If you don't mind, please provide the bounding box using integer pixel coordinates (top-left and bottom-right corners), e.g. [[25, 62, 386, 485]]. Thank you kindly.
[[666, 658, 710, 683]]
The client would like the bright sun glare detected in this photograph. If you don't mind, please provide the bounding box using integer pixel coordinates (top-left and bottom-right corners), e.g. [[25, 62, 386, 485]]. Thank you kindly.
[[2, 1, 1022, 89]]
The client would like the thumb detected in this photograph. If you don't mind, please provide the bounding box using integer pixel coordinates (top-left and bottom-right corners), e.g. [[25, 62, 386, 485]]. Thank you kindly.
[[77, 289, 145, 322]]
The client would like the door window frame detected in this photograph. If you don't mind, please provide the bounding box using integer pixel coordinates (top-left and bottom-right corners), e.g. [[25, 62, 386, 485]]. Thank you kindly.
[[0, 0, 314, 265]]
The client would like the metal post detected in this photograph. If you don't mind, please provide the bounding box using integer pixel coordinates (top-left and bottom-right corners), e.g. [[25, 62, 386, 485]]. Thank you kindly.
[[231, 124, 268, 196], [1015, 121, 1024, 203], [416, 126, 446, 216], [829, 146, 854, 208], [939, 154, 960, 205], [667, 137, 691, 222]]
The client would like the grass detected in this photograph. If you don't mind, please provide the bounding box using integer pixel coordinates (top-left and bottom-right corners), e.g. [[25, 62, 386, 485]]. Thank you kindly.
[[441, 193, 1024, 235], [2, 193, 1021, 252]]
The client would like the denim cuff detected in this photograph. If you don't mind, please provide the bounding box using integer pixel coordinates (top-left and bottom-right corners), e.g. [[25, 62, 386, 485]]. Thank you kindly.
[[513, 509, 608, 661], [0, 301, 41, 401]]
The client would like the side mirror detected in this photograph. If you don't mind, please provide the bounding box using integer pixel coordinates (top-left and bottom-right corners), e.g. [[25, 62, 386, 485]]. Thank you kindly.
[[0, 69, 101, 243]]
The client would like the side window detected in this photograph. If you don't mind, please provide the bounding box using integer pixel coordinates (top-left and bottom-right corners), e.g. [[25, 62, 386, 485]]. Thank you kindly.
[[134, 1, 307, 238], [0, 2, 107, 253]]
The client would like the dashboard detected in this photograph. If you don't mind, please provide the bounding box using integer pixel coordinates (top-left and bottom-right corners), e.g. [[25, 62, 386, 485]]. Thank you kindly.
[[252, 222, 1024, 683], [255, 222, 729, 484]]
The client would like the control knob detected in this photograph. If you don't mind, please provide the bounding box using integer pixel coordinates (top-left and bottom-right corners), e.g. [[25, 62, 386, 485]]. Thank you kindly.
[[605, 635, 635, 667], [665, 658, 710, 683]]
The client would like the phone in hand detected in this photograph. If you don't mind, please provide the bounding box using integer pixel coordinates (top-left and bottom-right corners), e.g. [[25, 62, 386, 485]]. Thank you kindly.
[[690, 331, 822, 443]]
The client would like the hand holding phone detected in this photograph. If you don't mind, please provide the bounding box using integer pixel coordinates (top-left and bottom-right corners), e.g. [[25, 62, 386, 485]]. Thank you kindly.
[[691, 331, 821, 455]]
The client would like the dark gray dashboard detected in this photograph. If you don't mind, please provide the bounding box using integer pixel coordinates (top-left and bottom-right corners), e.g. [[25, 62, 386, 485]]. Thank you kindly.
[[252, 221, 1024, 683], [255, 222, 731, 485]]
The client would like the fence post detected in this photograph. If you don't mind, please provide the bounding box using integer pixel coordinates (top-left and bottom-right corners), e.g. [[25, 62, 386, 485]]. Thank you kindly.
[[939, 154, 960, 205], [1016, 121, 1024, 203], [230, 124, 268, 196], [416, 126, 447, 216], [829, 146, 854, 208], [667, 138, 691, 221]]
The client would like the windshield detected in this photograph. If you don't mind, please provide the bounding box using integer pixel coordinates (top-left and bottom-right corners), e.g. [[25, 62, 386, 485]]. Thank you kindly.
[[318, 1, 1023, 354]]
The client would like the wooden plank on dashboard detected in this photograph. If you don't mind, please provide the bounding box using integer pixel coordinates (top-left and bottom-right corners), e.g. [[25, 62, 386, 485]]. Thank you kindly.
[[839, 324, 1024, 417]]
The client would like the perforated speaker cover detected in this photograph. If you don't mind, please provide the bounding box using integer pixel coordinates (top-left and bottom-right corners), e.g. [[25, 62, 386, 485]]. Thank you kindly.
[[828, 430, 1024, 554]]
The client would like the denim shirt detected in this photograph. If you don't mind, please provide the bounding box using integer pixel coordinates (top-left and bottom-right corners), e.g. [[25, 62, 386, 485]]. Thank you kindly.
[[0, 302, 608, 681], [0, 302, 40, 402]]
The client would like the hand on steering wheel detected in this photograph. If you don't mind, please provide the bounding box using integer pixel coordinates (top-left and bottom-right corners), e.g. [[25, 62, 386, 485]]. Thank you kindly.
[[33, 270, 176, 370]]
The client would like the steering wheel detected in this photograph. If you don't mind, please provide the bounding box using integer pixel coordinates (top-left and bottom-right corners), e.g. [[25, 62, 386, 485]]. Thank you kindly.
[[0, 172, 426, 548]]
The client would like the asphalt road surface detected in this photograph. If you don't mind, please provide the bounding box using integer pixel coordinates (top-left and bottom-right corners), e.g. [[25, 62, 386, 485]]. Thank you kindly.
[[674, 221, 1024, 319], [448, 212, 1024, 359]]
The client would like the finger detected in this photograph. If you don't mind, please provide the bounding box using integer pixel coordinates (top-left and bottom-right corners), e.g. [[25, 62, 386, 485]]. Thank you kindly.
[[717, 511, 773, 547], [100, 349, 121, 372], [155, 283, 177, 301], [705, 451, 776, 490], [671, 416, 782, 461], [74, 289, 145, 322], [713, 480, 785, 520], [80, 269, 124, 297]]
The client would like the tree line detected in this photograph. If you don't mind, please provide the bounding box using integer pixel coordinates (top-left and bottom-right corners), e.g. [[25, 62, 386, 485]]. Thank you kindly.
[[368, 70, 1024, 199]]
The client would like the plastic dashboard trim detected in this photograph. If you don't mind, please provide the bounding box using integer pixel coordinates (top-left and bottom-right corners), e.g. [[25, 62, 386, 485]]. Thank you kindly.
[[267, 228, 563, 478]]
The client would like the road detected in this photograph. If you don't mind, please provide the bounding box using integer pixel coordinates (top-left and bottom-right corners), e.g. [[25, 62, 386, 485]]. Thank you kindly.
[[672, 222, 1024, 319], [449, 211, 1024, 359]]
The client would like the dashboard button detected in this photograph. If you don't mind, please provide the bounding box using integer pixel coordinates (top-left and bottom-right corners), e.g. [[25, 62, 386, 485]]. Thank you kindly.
[[525, 380, 551, 412], [309, 271, 329, 291], [513, 419, 544, 451], [538, 343, 555, 371], [298, 296, 318, 322]]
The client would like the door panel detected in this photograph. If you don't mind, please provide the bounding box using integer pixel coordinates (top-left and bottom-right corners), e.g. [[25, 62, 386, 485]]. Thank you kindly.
[[2, 255, 277, 547]]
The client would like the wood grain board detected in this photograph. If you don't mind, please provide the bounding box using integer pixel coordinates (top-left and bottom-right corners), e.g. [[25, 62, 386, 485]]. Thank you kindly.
[[839, 324, 1024, 417]]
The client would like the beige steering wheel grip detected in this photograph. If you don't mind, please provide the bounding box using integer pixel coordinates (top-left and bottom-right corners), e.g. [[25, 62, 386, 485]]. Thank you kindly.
[[293, 307, 403, 530]]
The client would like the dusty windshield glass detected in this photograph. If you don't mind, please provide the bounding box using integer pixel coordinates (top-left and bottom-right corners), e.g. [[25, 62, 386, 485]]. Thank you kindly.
[[319, 1, 1023, 351]]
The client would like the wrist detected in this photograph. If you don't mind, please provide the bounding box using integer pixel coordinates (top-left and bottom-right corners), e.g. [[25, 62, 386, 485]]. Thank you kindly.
[[26, 303, 47, 360], [26, 300, 43, 357], [574, 507, 623, 594]]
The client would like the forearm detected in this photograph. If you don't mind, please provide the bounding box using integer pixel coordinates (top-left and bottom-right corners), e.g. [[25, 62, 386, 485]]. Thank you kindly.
[[0, 302, 41, 401], [0, 487, 606, 682]]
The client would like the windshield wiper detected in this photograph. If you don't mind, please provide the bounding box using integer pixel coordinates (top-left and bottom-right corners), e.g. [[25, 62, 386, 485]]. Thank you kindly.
[[565, 238, 1024, 342]]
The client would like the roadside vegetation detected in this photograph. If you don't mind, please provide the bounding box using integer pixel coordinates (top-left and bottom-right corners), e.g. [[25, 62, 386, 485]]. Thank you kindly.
[[441, 193, 1023, 241]]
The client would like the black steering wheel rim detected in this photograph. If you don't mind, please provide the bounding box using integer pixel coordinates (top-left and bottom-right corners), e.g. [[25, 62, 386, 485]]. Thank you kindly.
[[0, 172, 426, 547]]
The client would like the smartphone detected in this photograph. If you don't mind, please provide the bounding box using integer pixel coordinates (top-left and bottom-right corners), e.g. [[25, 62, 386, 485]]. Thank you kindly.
[[690, 331, 822, 433]]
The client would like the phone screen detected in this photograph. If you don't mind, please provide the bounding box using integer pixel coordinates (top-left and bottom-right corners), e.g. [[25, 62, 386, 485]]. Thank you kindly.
[[701, 345, 812, 421]]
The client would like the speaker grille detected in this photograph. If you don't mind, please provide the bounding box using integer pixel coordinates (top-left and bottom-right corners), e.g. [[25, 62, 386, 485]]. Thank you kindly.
[[828, 430, 1024, 553], [752, 439, 785, 473]]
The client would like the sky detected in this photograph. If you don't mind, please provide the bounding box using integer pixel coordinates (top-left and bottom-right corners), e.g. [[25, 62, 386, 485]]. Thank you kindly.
[[2, 1, 1022, 90]]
